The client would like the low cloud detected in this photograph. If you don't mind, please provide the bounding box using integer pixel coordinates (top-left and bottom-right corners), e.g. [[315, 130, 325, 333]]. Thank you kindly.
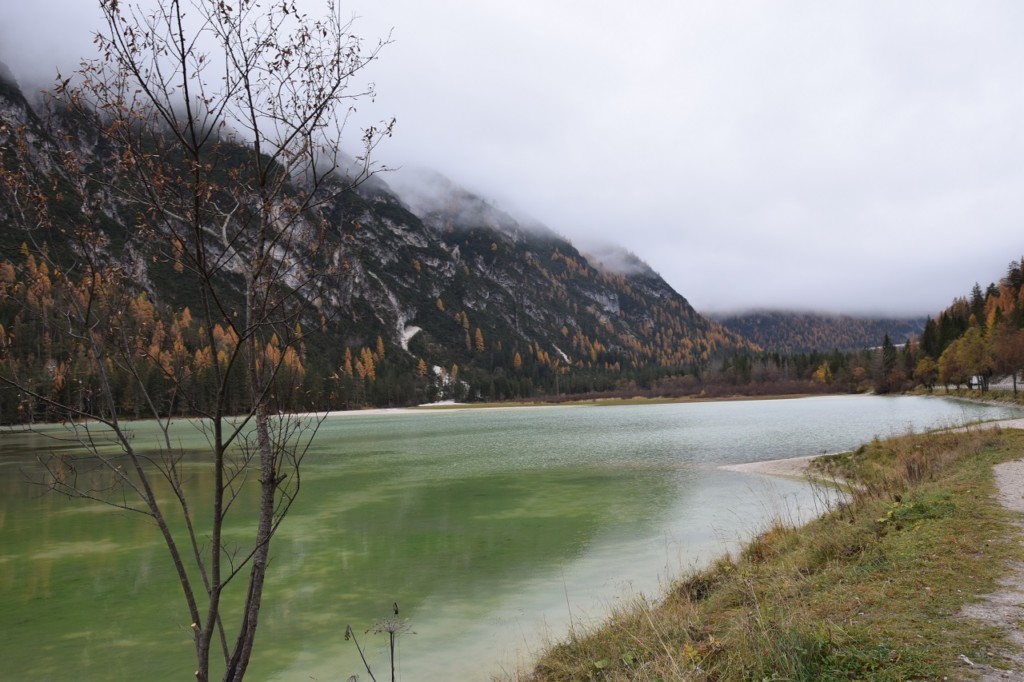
[[4, 1, 1023, 317]]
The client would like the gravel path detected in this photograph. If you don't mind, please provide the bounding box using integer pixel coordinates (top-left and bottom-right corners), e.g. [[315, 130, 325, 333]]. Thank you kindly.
[[958, 454, 1024, 680]]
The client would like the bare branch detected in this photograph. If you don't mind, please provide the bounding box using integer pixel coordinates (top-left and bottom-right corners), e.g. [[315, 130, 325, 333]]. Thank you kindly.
[[0, 1, 390, 679]]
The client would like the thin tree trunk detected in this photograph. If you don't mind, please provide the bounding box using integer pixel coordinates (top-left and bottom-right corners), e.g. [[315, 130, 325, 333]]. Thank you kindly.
[[224, 272, 276, 681], [225, 404, 276, 681]]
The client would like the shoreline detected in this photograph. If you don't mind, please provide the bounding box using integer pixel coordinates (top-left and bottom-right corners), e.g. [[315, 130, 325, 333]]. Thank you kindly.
[[953, 416, 1024, 431], [8, 388, 1021, 430], [305, 392, 851, 419], [720, 416, 1024, 481], [718, 453, 822, 479]]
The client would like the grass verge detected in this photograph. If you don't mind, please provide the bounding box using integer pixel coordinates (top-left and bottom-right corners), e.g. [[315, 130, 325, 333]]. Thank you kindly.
[[516, 428, 1024, 681]]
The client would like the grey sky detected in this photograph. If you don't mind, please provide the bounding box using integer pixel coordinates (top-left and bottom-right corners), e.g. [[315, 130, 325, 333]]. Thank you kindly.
[[3, 1, 1023, 316]]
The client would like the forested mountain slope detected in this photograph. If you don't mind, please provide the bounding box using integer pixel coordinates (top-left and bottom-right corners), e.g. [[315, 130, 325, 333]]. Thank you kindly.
[[712, 311, 926, 354], [0, 69, 754, 414]]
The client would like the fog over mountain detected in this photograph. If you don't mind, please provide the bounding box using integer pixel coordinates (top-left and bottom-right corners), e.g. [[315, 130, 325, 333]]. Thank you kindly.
[[3, 1, 1024, 317], [0, 68, 760, 408]]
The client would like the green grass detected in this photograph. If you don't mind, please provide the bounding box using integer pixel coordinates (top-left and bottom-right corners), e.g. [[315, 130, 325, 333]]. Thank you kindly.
[[516, 428, 1024, 681]]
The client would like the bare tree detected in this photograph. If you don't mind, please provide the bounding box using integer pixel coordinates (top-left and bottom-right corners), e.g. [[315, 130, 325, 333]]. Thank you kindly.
[[0, 0, 391, 679]]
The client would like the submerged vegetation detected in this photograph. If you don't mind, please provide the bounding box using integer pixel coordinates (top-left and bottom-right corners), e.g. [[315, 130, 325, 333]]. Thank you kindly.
[[520, 427, 1024, 681]]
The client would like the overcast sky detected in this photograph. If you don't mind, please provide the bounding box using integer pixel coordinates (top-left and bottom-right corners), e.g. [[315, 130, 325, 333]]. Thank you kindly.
[[3, 1, 1023, 316]]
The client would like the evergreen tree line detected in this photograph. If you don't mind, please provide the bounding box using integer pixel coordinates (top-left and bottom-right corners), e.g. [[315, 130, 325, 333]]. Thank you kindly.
[[650, 258, 1024, 399], [912, 258, 1024, 394]]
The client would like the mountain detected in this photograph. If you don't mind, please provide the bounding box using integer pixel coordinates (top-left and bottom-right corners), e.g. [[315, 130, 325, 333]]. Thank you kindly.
[[711, 310, 926, 354], [0, 71, 754, 410]]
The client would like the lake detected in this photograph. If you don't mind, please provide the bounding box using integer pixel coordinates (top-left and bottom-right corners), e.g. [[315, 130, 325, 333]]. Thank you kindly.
[[1, 394, 1020, 680]]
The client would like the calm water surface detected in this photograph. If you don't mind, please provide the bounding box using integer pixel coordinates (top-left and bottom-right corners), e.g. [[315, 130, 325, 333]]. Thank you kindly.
[[1, 395, 1020, 680]]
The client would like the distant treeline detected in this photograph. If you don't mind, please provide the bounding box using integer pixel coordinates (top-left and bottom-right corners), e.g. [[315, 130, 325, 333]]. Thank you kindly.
[[703, 258, 1024, 398], [712, 311, 925, 354]]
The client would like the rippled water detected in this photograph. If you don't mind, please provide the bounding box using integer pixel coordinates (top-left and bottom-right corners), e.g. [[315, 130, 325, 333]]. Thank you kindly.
[[0, 395, 1019, 680]]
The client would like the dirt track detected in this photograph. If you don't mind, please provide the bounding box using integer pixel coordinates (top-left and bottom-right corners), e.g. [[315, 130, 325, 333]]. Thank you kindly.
[[958, 452, 1024, 680]]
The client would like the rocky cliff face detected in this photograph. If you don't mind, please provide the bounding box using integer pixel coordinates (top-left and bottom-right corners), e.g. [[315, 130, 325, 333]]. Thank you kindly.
[[0, 69, 753, 405]]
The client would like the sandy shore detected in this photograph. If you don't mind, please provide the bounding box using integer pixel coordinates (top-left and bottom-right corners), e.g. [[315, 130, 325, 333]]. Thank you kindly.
[[954, 417, 1024, 431], [718, 454, 822, 479], [720, 417, 1024, 481]]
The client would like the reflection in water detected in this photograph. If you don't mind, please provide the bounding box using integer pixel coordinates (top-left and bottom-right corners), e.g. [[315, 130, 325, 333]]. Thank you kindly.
[[0, 395, 1020, 680]]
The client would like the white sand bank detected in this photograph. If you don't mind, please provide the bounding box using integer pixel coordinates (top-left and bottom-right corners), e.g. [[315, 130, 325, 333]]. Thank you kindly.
[[955, 417, 1024, 431], [718, 454, 821, 479]]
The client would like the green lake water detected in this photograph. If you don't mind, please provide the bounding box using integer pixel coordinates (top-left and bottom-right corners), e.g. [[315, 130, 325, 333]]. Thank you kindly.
[[1, 395, 1020, 680]]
